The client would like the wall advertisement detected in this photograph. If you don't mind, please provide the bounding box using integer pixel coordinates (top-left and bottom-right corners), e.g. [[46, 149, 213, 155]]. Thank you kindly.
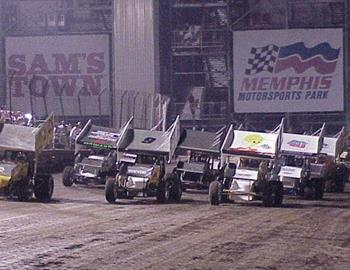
[[5, 34, 110, 118], [233, 28, 344, 113]]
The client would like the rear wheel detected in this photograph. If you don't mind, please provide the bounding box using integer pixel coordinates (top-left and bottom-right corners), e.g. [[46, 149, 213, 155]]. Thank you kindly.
[[333, 165, 348, 193], [169, 175, 182, 202], [333, 174, 346, 193], [314, 179, 324, 200], [62, 166, 74, 187], [105, 177, 117, 203], [335, 180, 346, 193], [34, 175, 54, 202], [209, 180, 221, 205]]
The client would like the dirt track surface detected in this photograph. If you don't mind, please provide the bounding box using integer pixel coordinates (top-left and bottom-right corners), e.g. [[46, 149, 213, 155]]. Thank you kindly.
[[0, 174, 349, 270]]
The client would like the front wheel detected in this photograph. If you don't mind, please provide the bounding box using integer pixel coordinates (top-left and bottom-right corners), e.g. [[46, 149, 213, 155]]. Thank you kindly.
[[156, 180, 171, 203], [262, 181, 283, 207], [274, 181, 283, 207], [105, 177, 117, 203], [209, 180, 221, 205], [34, 175, 54, 202], [62, 166, 74, 187]]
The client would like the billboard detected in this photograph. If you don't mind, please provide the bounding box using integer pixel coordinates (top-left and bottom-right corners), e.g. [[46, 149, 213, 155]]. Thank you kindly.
[[233, 28, 343, 113], [5, 34, 110, 118]]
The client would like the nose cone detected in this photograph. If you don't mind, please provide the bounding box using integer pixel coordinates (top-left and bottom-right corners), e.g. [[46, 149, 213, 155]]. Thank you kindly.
[[0, 175, 11, 189]]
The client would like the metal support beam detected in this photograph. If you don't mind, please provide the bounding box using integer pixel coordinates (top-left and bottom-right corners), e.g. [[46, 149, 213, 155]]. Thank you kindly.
[[345, 0, 350, 131]]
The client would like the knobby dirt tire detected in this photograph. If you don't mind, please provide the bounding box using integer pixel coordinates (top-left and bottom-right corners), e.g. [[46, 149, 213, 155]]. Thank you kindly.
[[209, 180, 221, 205]]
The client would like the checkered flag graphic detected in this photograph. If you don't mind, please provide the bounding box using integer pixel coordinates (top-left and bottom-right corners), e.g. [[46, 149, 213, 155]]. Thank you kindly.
[[245, 45, 279, 75]]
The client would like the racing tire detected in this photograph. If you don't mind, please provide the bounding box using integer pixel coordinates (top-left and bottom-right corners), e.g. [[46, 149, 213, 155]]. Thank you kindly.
[[314, 179, 324, 200], [274, 182, 284, 207], [262, 182, 273, 207], [169, 176, 182, 202], [333, 175, 346, 193], [209, 180, 221, 205], [156, 180, 171, 203], [263, 181, 283, 207], [324, 179, 333, 193], [334, 165, 348, 193], [34, 175, 54, 202], [334, 180, 346, 193], [105, 177, 117, 203], [303, 185, 315, 200], [62, 166, 74, 187]]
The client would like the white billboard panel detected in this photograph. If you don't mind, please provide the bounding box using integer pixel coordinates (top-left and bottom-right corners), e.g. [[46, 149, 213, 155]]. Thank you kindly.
[[233, 28, 344, 113], [5, 34, 110, 118]]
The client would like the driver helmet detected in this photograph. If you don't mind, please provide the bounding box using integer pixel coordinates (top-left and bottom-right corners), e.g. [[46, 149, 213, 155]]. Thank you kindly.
[[16, 152, 27, 161]]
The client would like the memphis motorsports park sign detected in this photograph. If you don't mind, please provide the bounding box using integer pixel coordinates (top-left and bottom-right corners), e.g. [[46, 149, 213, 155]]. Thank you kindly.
[[5, 34, 110, 117], [233, 28, 344, 113]]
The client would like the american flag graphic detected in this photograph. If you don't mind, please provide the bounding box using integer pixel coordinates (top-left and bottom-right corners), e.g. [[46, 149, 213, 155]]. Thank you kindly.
[[245, 42, 340, 76]]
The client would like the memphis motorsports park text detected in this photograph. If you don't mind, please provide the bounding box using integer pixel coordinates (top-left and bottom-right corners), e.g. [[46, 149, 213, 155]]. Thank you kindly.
[[237, 75, 330, 101]]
